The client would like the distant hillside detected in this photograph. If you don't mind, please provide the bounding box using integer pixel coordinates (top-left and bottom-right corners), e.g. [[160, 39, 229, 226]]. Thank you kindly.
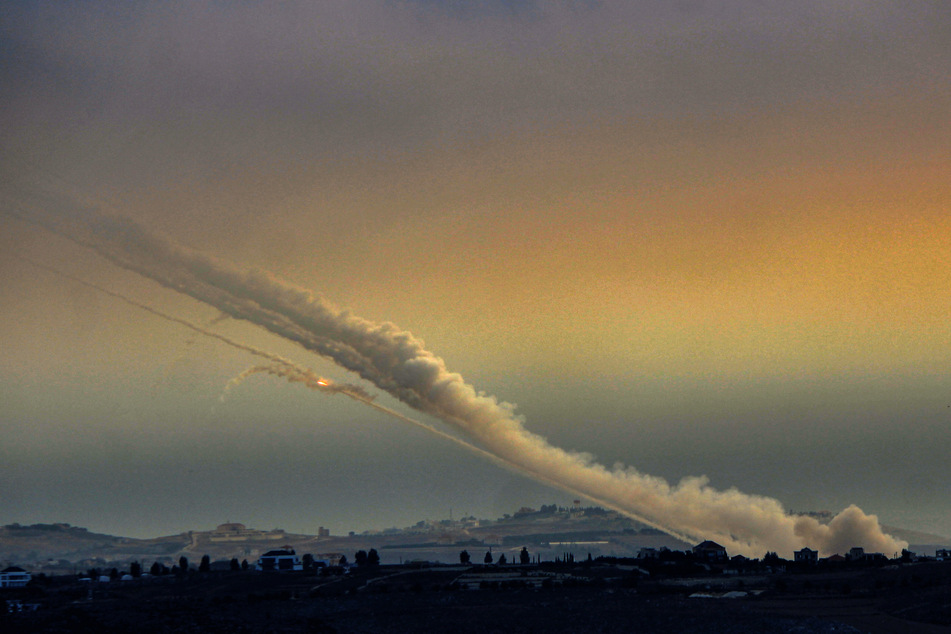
[[4, 510, 944, 569], [0, 522, 315, 569], [0, 510, 682, 569], [881, 525, 951, 548], [0, 523, 129, 561]]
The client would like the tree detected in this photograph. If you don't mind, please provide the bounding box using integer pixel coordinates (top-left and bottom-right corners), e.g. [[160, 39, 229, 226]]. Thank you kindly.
[[338, 554, 347, 567], [367, 548, 380, 566], [150, 562, 162, 576], [302, 553, 314, 570], [241, 559, 249, 571], [178, 556, 189, 573], [459, 550, 471, 565], [199, 554, 211, 573], [355, 550, 368, 567], [520, 547, 530, 565], [230, 558, 240, 571], [484, 551, 493, 564], [109, 567, 120, 580], [497, 553, 507, 565], [130, 561, 142, 578]]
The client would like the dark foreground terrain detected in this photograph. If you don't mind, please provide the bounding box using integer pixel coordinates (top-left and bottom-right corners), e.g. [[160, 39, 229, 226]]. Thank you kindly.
[[5, 561, 951, 633]]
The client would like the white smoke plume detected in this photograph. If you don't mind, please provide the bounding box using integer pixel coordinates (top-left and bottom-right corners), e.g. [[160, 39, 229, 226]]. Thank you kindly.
[[23, 253, 687, 538], [7, 195, 907, 557], [223, 360, 697, 541], [23, 253, 686, 538]]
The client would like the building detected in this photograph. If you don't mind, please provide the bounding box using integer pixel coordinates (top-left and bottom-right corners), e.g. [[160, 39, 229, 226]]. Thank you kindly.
[[256, 549, 303, 572], [845, 547, 886, 564], [209, 522, 286, 542], [0, 566, 31, 588], [216, 522, 247, 533], [794, 547, 818, 564], [692, 541, 728, 562]]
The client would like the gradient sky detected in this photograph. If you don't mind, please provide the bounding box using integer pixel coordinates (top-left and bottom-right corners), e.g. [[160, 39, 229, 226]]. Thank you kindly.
[[2, 1, 950, 541]]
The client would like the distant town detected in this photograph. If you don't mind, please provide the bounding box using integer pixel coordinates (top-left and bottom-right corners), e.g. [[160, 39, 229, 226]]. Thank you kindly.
[[3, 504, 951, 631], [2, 502, 948, 575]]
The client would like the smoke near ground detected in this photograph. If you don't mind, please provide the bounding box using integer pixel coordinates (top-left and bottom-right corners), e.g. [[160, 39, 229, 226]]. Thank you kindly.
[[6, 192, 907, 557]]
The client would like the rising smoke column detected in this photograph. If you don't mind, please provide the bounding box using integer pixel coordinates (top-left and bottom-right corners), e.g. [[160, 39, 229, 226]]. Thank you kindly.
[[7, 193, 907, 557]]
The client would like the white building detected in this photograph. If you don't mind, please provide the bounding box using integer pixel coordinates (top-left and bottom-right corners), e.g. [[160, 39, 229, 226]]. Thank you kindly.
[[256, 549, 303, 572], [0, 566, 31, 588]]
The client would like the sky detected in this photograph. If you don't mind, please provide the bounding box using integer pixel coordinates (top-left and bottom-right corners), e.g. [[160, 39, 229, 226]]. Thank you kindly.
[[1, 1, 950, 548]]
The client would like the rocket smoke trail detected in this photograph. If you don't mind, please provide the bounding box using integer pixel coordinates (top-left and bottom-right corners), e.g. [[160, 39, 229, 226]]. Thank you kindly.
[[226, 361, 695, 541], [7, 192, 907, 557], [19, 256, 373, 402], [24, 254, 689, 539]]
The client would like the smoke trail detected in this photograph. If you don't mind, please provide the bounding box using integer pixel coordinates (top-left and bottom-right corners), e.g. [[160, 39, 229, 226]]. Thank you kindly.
[[23, 253, 690, 539], [6, 193, 907, 557], [226, 361, 696, 541], [221, 365, 273, 400], [18, 256, 374, 403]]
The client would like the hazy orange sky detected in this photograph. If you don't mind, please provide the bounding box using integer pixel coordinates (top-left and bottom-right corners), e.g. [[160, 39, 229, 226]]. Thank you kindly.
[[2, 1, 950, 541]]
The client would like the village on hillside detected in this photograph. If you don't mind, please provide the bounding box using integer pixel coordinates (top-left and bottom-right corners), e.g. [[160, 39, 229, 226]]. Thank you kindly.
[[3, 505, 951, 630], [2, 503, 949, 576]]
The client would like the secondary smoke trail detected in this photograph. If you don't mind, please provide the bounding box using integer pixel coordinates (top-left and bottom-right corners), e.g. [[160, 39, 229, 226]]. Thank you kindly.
[[7, 191, 907, 557], [19, 255, 373, 403]]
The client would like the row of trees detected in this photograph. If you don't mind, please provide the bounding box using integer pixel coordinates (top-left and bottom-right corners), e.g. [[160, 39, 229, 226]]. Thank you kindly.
[[89, 555, 253, 580], [459, 547, 532, 565], [93, 544, 541, 579], [354, 549, 379, 567]]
